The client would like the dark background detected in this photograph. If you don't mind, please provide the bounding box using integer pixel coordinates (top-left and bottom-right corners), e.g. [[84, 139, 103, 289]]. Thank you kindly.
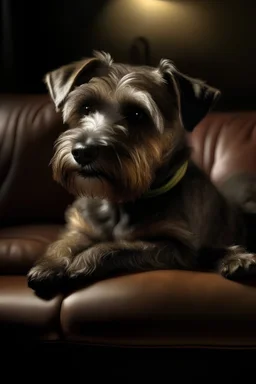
[[1, 0, 256, 111]]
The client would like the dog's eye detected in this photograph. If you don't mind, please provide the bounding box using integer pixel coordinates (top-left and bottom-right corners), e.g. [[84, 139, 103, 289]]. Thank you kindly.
[[124, 107, 148, 124], [80, 104, 95, 116]]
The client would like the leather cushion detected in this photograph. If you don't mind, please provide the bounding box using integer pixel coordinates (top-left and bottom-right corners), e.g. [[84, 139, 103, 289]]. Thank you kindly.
[[0, 225, 62, 274], [61, 270, 256, 347], [0, 276, 62, 341]]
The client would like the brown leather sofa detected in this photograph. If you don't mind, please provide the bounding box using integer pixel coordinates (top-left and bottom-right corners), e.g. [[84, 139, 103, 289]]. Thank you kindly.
[[1, 94, 256, 373]]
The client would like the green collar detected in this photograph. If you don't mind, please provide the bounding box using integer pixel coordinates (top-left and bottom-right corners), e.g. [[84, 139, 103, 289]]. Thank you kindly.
[[142, 161, 188, 199]]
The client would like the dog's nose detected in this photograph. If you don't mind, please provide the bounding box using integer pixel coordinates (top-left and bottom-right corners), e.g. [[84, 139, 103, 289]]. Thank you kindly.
[[72, 145, 99, 166]]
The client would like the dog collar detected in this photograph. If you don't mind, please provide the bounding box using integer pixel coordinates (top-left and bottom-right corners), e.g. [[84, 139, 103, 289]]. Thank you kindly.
[[142, 161, 188, 199]]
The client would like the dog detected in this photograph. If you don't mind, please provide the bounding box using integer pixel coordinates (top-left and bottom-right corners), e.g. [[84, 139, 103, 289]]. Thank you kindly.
[[27, 51, 256, 293]]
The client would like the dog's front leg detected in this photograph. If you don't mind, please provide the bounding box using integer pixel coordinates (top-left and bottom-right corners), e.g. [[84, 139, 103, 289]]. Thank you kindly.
[[27, 230, 94, 293], [66, 240, 196, 285], [27, 204, 98, 293]]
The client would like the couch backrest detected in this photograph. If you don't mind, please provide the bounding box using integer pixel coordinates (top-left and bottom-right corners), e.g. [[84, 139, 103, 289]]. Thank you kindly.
[[0, 94, 72, 226], [189, 111, 256, 187], [0, 94, 255, 226]]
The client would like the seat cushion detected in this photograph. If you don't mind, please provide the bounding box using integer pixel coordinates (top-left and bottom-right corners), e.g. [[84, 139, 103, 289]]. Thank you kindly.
[[0, 276, 62, 341], [61, 270, 256, 348], [0, 224, 63, 274]]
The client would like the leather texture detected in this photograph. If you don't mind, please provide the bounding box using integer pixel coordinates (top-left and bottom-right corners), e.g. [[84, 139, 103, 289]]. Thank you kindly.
[[0, 276, 62, 341], [0, 94, 72, 226], [0, 225, 62, 274], [189, 111, 256, 185], [0, 94, 256, 347], [61, 270, 256, 347]]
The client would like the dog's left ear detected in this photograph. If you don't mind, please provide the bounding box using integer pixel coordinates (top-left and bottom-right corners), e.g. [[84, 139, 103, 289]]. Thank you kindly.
[[158, 59, 221, 131], [44, 51, 113, 112]]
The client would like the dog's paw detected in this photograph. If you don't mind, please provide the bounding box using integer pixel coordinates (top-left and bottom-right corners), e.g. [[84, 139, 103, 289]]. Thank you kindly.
[[218, 245, 256, 280], [27, 261, 66, 294]]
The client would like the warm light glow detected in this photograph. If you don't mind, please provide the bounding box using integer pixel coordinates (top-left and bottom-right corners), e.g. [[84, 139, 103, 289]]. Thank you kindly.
[[93, 0, 213, 61], [129, 0, 182, 16], [95, 0, 193, 37]]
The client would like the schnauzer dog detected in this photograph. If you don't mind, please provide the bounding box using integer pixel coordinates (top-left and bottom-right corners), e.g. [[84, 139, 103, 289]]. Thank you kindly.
[[27, 51, 256, 293]]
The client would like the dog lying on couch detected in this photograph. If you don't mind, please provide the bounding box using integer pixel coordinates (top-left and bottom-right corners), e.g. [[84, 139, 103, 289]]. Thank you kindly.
[[27, 51, 256, 293]]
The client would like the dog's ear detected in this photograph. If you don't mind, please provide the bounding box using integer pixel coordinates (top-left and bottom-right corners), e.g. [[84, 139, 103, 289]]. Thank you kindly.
[[158, 59, 221, 132], [44, 51, 113, 111]]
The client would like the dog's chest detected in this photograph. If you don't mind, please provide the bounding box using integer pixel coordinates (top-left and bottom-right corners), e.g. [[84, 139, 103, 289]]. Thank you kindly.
[[85, 200, 133, 241]]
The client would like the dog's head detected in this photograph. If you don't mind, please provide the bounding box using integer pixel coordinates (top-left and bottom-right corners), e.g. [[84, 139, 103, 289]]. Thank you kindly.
[[45, 51, 220, 202]]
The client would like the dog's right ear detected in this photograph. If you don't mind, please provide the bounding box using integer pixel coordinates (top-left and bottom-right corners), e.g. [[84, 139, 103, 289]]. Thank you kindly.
[[44, 51, 113, 111], [158, 59, 221, 132]]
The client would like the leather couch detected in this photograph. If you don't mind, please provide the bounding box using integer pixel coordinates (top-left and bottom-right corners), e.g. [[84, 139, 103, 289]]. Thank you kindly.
[[1, 94, 256, 372]]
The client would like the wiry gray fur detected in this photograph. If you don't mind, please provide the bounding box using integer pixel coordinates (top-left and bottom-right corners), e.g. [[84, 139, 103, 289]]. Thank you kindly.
[[27, 51, 256, 294]]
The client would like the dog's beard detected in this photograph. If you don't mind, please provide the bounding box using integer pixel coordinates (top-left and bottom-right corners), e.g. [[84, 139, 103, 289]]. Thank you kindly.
[[66, 174, 115, 200], [51, 129, 163, 202], [51, 130, 116, 200], [118, 138, 163, 200]]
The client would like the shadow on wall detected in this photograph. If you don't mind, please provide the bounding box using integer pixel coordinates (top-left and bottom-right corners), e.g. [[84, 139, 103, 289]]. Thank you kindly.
[[130, 37, 151, 66]]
